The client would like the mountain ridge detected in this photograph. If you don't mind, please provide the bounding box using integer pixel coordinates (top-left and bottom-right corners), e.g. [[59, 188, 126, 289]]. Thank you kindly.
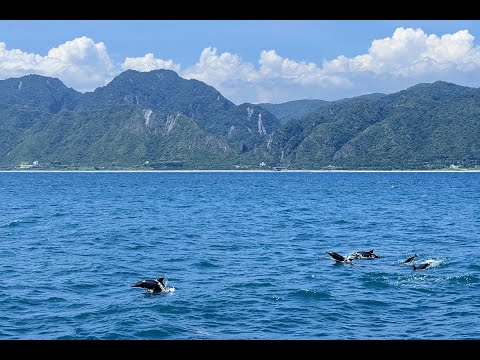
[[0, 71, 479, 170]]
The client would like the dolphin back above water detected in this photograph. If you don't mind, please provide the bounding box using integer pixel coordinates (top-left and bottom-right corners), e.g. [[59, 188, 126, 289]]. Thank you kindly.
[[404, 254, 417, 264], [351, 249, 380, 259], [413, 263, 430, 271], [131, 277, 173, 293]]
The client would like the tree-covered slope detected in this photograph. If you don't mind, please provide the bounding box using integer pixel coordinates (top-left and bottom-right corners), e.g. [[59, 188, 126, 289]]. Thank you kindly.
[[0, 71, 280, 169], [258, 99, 328, 124], [2, 106, 236, 169], [78, 69, 280, 143], [268, 81, 480, 169], [0, 74, 81, 113]]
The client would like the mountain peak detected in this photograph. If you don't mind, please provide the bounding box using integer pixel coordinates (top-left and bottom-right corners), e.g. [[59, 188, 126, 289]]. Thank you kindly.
[[0, 74, 80, 113], [2, 73, 72, 90], [406, 80, 470, 91], [110, 68, 180, 84]]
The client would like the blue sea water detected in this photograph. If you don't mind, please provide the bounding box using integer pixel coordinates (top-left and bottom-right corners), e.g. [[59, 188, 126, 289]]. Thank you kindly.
[[0, 171, 479, 340]]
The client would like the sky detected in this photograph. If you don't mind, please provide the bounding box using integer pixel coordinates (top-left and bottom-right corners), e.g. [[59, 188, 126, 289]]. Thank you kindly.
[[1, 20, 480, 104]]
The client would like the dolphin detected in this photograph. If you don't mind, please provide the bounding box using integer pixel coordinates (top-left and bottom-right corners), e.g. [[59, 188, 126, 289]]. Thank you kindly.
[[352, 249, 380, 259], [326, 252, 353, 263], [131, 277, 170, 293], [404, 254, 417, 264], [413, 263, 430, 271]]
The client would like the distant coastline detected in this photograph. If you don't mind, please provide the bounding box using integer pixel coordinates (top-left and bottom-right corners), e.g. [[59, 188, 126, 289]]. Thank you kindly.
[[2, 169, 480, 173], [2, 73, 480, 174]]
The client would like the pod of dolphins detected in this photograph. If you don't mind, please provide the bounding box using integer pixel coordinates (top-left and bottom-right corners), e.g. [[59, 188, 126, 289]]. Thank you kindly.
[[326, 250, 431, 271], [132, 250, 432, 294]]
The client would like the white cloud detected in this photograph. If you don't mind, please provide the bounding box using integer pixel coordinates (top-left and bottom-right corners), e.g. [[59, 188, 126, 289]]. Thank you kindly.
[[182, 47, 258, 85], [122, 53, 180, 72], [179, 47, 352, 103], [1, 27, 480, 103], [177, 28, 480, 103], [0, 36, 115, 92], [259, 49, 319, 83], [323, 27, 480, 80]]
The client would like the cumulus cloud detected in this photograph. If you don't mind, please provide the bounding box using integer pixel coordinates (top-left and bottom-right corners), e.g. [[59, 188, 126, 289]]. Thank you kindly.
[[179, 47, 352, 102], [122, 53, 180, 72], [0, 36, 115, 92], [1, 27, 480, 102], [182, 47, 258, 85], [177, 27, 480, 103], [323, 27, 480, 77]]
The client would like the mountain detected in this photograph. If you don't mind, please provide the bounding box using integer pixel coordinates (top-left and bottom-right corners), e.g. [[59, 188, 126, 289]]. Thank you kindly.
[[0, 70, 280, 169], [267, 81, 480, 169], [258, 99, 328, 124], [0, 72, 480, 170], [0, 74, 81, 113], [77, 70, 280, 146]]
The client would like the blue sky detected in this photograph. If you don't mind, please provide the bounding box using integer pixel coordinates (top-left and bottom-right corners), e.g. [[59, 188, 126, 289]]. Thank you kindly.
[[1, 20, 480, 104]]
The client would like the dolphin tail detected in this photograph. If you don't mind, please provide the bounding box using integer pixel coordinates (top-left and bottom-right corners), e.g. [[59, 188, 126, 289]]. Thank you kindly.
[[413, 265, 417, 271]]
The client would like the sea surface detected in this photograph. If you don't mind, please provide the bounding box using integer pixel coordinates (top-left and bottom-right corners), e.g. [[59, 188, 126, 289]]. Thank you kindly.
[[1, 171, 479, 340]]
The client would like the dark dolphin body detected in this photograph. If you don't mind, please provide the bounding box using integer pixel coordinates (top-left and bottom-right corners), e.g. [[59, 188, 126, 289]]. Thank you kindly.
[[131, 277, 169, 292], [352, 249, 380, 259], [404, 254, 417, 264], [413, 263, 430, 271], [326, 252, 353, 263]]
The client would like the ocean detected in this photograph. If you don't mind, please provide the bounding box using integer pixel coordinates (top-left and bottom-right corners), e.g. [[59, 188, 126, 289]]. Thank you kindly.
[[1, 171, 479, 339]]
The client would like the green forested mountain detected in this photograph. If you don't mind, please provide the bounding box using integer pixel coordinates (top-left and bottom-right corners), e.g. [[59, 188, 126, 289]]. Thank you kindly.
[[0, 70, 279, 169], [0, 74, 81, 113], [77, 70, 279, 144], [258, 99, 328, 124], [268, 81, 480, 169], [0, 71, 479, 170]]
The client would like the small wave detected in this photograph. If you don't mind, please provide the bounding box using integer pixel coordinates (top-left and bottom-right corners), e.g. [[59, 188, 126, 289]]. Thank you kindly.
[[190, 329, 213, 337], [146, 226, 161, 231], [447, 275, 480, 285], [229, 281, 275, 291], [134, 329, 170, 339], [46, 296, 68, 303], [58, 334, 99, 340], [194, 260, 219, 268], [0, 250, 16, 258], [68, 283, 99, 291], [389, 273, 438, 290], [355, 299, 390, 307], [292, 288, 331, 300], [185, 233, 201, 239], [361, 274, 393, 289], [125, 243, 146, 250], [1, 219, 38, 228], [467, 264, 480, 272]]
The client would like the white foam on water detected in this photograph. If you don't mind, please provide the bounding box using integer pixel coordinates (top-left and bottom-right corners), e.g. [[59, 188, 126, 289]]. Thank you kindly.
[[424, 259, 443, 268]]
